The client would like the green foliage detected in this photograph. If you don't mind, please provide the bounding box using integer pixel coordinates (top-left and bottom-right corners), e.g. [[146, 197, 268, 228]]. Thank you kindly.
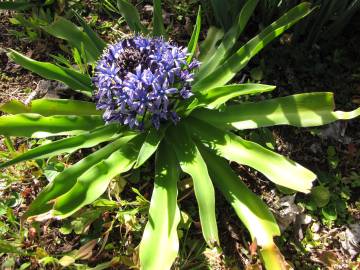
[[139, 142, 181, 270], [0, 1, 33, 11], [196, 0, 259, 79], [168, 126, 219, 247], [193, 92, 360, 130], [7, 50, 93, 95], [0, 99, 101, 116], [187, 6, 201, 63], [152, 0, 166, 37], [193, 2, 314, 91], [116, 0, 148, 34], [1, 1, 359, 269], [301, 0, 360, 46], [0, 114, 103, 137], [42, 16, 103, 62]]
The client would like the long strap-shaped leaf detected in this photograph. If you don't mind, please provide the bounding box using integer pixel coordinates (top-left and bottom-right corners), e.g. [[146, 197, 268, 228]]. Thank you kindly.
[[199, 146, 288, 270], [187, 6, 201, 63], [187, 117, 316, 193], [152, 0, 165, 37], [24, 134, 137, 219], [72, 10, 106, 54], [0, 99, 101, 116], [42, 17, 102, 62], [139, 141, 181, 270], [198, 27, 224, 62], [197, 0, 259, 78], [0, 113, 103, 137], [193, 92, 360, 130], [0, 124, 124, 169], [134, 127, 166, 168], [8, 50, 93, 94], [116, 0, 148, 34], [52, 134, 145, 218], [196, 83, 276, 109], [193, 3, 313, 91], [167, 125, 219, 247]]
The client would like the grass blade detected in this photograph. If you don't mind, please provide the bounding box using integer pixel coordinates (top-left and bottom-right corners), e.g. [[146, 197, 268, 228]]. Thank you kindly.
[[139, 141, 180, 270]]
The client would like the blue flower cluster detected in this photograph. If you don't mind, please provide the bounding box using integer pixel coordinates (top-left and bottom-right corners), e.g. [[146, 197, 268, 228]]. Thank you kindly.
[[92, 36, 200, 130]]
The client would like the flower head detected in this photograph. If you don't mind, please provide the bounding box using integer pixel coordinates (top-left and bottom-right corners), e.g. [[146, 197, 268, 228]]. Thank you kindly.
[[92, 36, 200, 129]]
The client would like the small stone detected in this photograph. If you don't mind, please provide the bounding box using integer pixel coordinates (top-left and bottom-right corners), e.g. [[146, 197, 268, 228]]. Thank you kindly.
[[300, 214, 312, 225], [311, 222, 320, 232]]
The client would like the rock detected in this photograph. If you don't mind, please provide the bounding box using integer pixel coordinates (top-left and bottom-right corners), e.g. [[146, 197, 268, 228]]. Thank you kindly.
[[319, 121, 352, 144], [25, 80, 70, 105], [340, 223, 360, 258], [274, 194, 302, 231]]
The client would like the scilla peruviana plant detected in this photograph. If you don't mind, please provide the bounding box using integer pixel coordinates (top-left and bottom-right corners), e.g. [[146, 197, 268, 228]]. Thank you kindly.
[[1, 1, 359, 269]]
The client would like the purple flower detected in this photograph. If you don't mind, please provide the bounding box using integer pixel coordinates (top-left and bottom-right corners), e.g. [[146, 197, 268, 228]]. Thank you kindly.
[[92, 36, 200, 130]]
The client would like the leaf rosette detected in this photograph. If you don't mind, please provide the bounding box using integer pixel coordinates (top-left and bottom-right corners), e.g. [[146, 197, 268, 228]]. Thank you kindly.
[[1, 1, 359, 270]]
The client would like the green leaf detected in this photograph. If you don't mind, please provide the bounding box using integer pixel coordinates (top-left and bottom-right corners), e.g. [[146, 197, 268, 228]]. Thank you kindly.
[[0, 1, 32, 10], [8, 50, 93, 94], [197, 0, 259, 78], [193, 3, 313, 91], [24, 134, 137, 219], [167, 125, 219, 247], [0, 99, 101, 116], [0, 124, 124, 169], [192, 92, 360, 130], [0, 114, 104, 138], [139, 141, 180, 270], [209, 0, 242, 30], [134, 127, 166, 168], [52, 134, 145, 218], [198, 143, 294, 270], [311, 186, 330, 207], [196, 83, 276, 109], [321, 204, 337, 221], [152, 0, 165, 37], [72, 10, 106, 54], [198, 27, 224, 62], [187, 6, 201, 63], [200, 146, 280, 244], [187, 117, 316, 193], [116, 0, 147, 34], [42, 17, 102, 62], [0, 240, 24, 255]]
